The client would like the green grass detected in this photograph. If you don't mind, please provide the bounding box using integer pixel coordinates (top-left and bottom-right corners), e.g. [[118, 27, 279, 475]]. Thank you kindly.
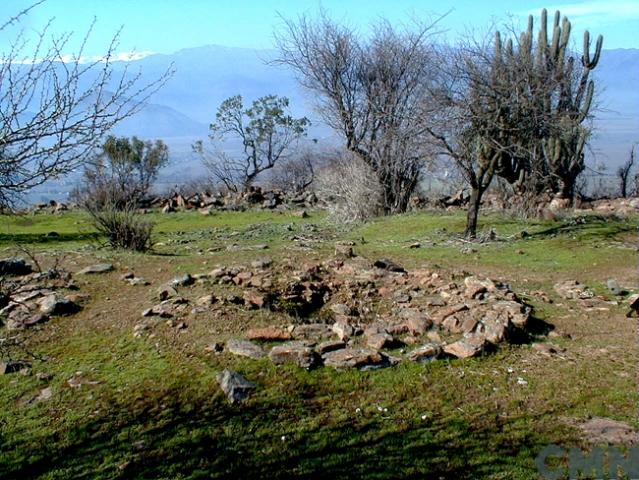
[[0, 208, 637, 479]]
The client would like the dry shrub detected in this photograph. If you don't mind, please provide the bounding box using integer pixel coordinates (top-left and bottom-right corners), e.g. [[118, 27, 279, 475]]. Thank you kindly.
[[315, 153, 383, 223], [88, 205, 154, 252]]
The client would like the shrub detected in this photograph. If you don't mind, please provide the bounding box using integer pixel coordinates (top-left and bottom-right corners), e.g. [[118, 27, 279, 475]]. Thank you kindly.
[[315, 153, 383, 223], [88, 205, 154, 252]]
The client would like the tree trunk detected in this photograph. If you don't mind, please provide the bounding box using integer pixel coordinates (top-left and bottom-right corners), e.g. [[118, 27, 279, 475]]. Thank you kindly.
[[465, 186, 482, 239]]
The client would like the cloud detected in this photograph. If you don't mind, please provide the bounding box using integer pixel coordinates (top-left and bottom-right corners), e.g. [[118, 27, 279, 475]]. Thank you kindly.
[[11, 50, 155, 65], [524, 1, 639, 25]]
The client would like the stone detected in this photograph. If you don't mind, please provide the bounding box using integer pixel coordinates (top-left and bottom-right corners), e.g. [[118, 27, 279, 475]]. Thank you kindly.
[[243, 291, 269, 309], [0, 360, 31, 374], [606, 279, 624, 296], [0, 257, 32, 276], [291, 323, 333, 340], [531, 343, 565, 357], [38, 295, 79, 316], [407, 343, 442, 363], [400, 309, 432, 335], [196, 294, 217, 307], [251, 259, 272, 269], [332, 321, 354, 341], [322, 348, 385, 369], [204, 342, 224, 353], [170, 274, 194, 288], [553, 280, 594, 300], [246, 327, 292, 341], [77, 263, 114, 275], [127, 277, 150, 286], [217, 369, 256, 404], [476, 313, 510, 344], [366, 332, 394, 350], [141, 305, 173, 318], [35, 387, 53, 402], [226, 339, 265, 359], [233, 271, 253, 286], [627, 294, 639, 318], [463, 276, 495, 299], [443, 335, 487, 359], [373, 258, 406, 273], [330, 303, 352, 316], [335, 243, 354, 258], [317, 340, 346, 354], [433, 303, 469, 325], [269, 342, 318, 369], [157, 286, 178, 301], [578, 417, 639, 445]]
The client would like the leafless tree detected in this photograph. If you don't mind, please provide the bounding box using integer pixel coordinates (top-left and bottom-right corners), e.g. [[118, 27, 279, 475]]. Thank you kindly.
[[617, 146, 636, 198], [194, 94, 309, 193], [0, 2, 172, 207], [275, 13, 440, 214]]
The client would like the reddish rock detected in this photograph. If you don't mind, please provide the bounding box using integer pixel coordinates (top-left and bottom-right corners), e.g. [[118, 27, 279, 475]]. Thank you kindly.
[[443, 336, 487, 359], [246, 327, 292, 341], [269, 342, 318, 369], [322, 348, 385, 369]]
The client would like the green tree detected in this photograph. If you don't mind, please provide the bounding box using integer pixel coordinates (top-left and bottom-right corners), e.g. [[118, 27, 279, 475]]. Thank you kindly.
[[195, 95, 309, 192]]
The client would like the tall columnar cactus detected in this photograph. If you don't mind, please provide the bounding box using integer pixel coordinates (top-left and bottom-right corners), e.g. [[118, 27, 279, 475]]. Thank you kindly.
[[535, 9, 603, 199]]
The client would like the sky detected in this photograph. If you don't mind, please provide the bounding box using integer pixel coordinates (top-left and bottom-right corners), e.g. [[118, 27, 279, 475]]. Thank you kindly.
[[0, 0, 637, 59]]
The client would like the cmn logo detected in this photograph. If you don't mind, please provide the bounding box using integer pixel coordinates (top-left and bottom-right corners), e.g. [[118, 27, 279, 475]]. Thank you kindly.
[[536, 445, 639, 479]]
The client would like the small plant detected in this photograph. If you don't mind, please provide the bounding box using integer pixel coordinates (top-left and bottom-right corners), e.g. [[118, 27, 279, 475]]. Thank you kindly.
[[87, 204, 154, 252]]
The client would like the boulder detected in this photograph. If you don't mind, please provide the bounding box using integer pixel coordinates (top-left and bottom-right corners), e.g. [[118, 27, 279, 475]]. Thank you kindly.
[[322, 347, 386, 370], [269, 342, 319, 369], [606, 279, 624, 296], [366, 332, 395, 350], [332, 320, 354, 341], [77, 263, 114, 275], [0, 257, 32, 276], [407, 343, 442, 363], [291, 323, 334, 341], [170, 274, 194, 288], [443, 335, 487, 359], [226, 339, 265, 359], [38, 295, 79, 316], [216, 369, 256, 404], [246, 327, 292, 342], [157, 286, 178, 301], [400, 309, 432, 335]]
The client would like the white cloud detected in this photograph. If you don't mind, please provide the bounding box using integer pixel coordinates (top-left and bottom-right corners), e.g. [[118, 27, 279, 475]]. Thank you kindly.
[[10, 50, 155, 65]]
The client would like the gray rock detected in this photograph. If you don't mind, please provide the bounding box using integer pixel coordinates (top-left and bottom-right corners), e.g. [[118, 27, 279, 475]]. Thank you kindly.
[[332, 321, 354, 341], [407, 343, 442, 363], [157, 286, 178, 301], [0, 360, 31, 374], [0, 257, 32, 276], [38, 295, 79, 316], [226, 339, 265, 359], [269, 342, 319, 369], [170, 274, 194, 288], [216, 369, 256, 403], [606, 279, 624, 296], [291, 323, 334, 341], [317, 340, 346, 354], [77, 263, 114, 275], [322, 347, 385, 369]]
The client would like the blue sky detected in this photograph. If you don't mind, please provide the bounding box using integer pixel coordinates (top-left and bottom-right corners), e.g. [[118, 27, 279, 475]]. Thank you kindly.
[[0, 0, 637, 58]]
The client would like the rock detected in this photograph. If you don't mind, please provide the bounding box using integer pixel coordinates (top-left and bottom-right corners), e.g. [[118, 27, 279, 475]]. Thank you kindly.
[[332, 321, 354, 341], [204, 342, 224, 353], [269, 342, 319, 369], [408, 242, 421, 249], [226, 339, 265, 359], [35, 387, 53, 402], [216, 369, 256, 404], [531, 343, 565, 357], [366, 332, 395, 350], [330, 303, 352, 316], [157, 286, 178, 301], [233, 271, 253, 286], [0, 257, 32, 276], [476, 312, 511, 344], [407, 343, 442, 363], [0, 360, 31, 374], [373, 258, 406, 273], [578, 417, 639, 445], [553, 280, 594, 300], [246, 327, 292, 341], [335, 243, 354, 258], [251, 258, 272, 269], [322, 347, 386, 369], [606, 279, 624, 296], [196, 294, 217, 307], [141, 305, 173, 318], [243, 291, 270, 309], [38, 295, 79, 316], [318, 340, 346, 354], [291, 323, 333, 340], [170, 274, 194, 288], [127, 277, 150, 286], [443, 335, 487, 359], [294, 210, 309, 218], [463, 276, 495, 299], [77, 263, 114, 275], [627, 294, 639, 318], [400, 309, 432, 335]]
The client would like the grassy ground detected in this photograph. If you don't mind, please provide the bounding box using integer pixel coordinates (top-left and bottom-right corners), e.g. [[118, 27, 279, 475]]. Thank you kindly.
[[0, 209, 637, 479]]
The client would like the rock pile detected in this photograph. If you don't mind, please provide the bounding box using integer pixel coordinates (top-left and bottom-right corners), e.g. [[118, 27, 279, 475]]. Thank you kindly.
[[137, 253, 539, 370]]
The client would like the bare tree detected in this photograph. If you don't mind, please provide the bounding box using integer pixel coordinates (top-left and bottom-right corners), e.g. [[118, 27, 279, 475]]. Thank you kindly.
[[194, 95, 309, 192], [0, 3, 172, 207], [617, 146, 636, 198], [275, 13, 439, 214]]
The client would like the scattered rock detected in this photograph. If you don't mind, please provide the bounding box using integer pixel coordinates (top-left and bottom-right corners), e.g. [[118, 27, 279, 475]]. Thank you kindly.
[[0, 360, 31, 374], [170, 274, 194, 288], [269, 342, 319, 369], [246, 327, 292, 342], [335, 243, 354, 258], [226, 339, 265, 359], [217, 369, 256, 404], [577, 417, 639, 445], [77, 263, 114, 275], [157, 286, 178, 301], [443, 335, 487, 359], [38, 295, 79, 316], [322, 347, 386, 369], [332, 320, 354, 341], [196, 294, 217, 307], [0, 258, 32, 276], [408, 343, 442, 363], [366, 332, 395, 350], [373, 258, 406, 273], [553, 280, 594, 300]]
